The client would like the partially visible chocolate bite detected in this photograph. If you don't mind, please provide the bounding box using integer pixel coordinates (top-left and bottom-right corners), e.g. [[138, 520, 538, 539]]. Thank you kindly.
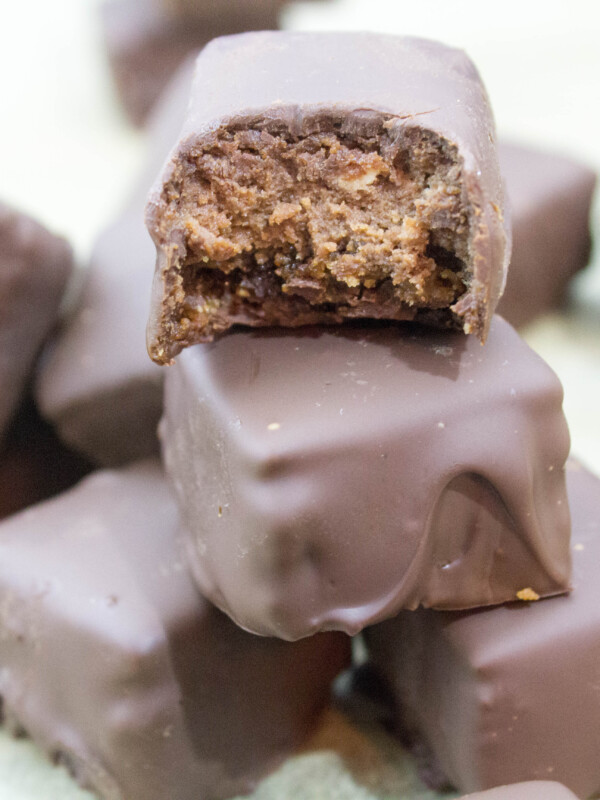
[[459, 784, 578, 800], [0, 460, 349, 800], [35, 208, 163, 465], [364, 462, 600, 799], [36, 59, 195, 466], [101, 0, 284, 125], [146, 31, 509, 364], [0, 399, 92, 520], [161, 317, 570, 641], [498, 142, 596, 328], [0, 202, 73, 441]]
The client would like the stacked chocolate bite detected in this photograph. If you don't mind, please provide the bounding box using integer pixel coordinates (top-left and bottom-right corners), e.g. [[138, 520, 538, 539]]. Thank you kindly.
[[142, 29, 589, 796], [1, 27, 597, 800], [144, 30, 571, 637]]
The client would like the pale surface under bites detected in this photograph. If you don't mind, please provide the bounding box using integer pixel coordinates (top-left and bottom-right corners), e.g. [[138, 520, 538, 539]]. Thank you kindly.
[[146, 31, 509, 364], [458, 782, 579, 800]]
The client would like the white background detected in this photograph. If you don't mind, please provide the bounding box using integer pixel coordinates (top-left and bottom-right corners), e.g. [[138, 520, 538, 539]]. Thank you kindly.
[[0, 1, 599, 796]]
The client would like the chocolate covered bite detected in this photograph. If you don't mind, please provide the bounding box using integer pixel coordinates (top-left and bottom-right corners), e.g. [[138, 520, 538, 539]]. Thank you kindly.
[[36, 59, 195, 466], [0, 461, 349, 800], [161, 317, 570, 641], [0, 202, 73, 440], [101, 0, 284, 125], [146, 31, 509, 364], [0, 399, 92, 520], [35, 208, 163, 466], [364, 462, 600, 798], [498, 142, 596, 328]]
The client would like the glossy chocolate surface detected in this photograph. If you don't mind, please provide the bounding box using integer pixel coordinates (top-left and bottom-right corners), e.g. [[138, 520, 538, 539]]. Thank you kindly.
[[365, 462, 599, 798], [0, 202, 72, 441], [0, 461, 349, 800], [162, 316, 570, 640], [146, 31, 509, 363], [498, 143, 596, 328]]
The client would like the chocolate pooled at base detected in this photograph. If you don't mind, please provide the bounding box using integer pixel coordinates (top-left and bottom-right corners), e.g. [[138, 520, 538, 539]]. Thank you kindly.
[[161, 316, 570, 641], [0, 460, 349, 800], [364, 462, 600, 799], [146, 31, 509, 364]]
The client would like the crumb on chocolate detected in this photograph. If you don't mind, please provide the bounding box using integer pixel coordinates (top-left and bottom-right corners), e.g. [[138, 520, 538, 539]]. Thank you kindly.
[[516, 587, 540, 602]]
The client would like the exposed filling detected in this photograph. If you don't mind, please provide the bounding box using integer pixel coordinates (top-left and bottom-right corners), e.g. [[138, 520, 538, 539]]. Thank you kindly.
[[158, 123, 471, 337]]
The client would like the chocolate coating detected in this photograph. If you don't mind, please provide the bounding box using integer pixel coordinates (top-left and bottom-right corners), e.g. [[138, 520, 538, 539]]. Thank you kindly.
[[146, 31, 509, 363], [498, 142, 596, 328], [0, 202, 72, 441], [35, 58, 195, 466], [101, 0, 283, 125], [365, 462, 600, 799], [0, 461, 349, 800], [36, 208, 163, 465], [0, 399, 92, 521], [460, 784, 578, 800], [161, 316, 570, 641]]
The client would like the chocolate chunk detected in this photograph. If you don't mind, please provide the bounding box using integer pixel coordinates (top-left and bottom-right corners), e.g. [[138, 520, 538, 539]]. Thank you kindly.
[[146, 31, 509, 364], [35, 59, 195, 466], [0, 202, 73, 441], [101, 0, 284, 125], [0, 460, 349, 800], [459, 784, 578, 800], [161, 316, 570, 641], [498, 142, 596, 328], [364, 462, 599, 798]]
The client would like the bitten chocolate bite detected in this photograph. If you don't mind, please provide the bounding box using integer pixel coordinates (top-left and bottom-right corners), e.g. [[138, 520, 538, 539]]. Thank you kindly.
[[161, 317, 570, 641], [0, 461, 349, 800], [364, 462, 600, 799], [497, 142, 596, 328], [146, 31, 509, 364], [0, 202, 73, 440]]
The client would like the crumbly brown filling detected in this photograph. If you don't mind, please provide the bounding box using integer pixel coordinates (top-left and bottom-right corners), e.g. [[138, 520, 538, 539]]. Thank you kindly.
[[157, 122, 471, 341]]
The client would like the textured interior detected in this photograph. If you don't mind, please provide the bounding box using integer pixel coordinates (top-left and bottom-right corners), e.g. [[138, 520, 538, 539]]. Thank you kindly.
[[156, 123, 472, 342]]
